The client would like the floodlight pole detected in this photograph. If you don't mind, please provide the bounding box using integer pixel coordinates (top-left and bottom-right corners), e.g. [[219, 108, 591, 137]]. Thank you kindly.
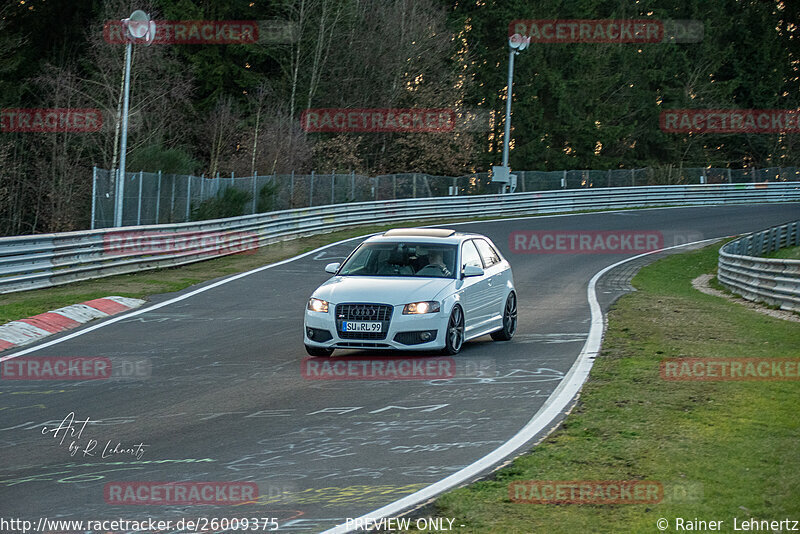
[[115, 41, 133, 227], [496, 34, 527, 194], [114, 10, 152, 227], [502, 47, 517, 169]]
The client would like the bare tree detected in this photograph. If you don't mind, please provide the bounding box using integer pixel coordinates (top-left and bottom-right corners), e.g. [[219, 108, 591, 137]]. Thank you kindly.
[[286, 0, 310, 121], [77, 0, 194, 171], [29, 66, 99, 232], [228, 103, 313, 176], [205, 96, 241, 178], [248, 81, 274, 177], [305, 0, 345, 110], [301, 0, 477, 174]]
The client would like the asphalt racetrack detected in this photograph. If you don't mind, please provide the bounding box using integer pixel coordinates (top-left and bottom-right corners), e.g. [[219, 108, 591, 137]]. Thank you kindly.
[[1, 203, 798, 533]]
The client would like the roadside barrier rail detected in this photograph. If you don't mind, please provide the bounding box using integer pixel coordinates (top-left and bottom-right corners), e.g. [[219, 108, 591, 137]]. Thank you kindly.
[[718, 220, 800, 313], [2, 182, 798, 294]]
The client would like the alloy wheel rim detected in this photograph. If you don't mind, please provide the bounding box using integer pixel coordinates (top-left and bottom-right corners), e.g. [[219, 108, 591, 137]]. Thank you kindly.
[[449, 307, 463, 351], [505, 294, 517, 335]]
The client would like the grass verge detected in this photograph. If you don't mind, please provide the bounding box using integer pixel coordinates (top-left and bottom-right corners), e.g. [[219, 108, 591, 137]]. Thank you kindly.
[[419, 242, 800, 533], [765, 245, 800, 261]]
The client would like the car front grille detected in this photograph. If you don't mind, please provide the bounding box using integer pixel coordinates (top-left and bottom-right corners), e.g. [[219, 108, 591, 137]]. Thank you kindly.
[[336, 303, 393, 340]]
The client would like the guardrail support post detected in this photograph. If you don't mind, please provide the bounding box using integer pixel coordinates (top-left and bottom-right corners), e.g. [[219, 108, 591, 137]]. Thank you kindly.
[[170, 175, 176, 221], [350, 170, 355, 201], [310, 170, 315, 207], [137, 170, 143, 225], [252, 172, 257, 214], [290, 170, 295, 208], [155, 170, 162, 224], [331, 170, 335, 204], [186, 176, 192, 221], [91, 167, 97, 230]]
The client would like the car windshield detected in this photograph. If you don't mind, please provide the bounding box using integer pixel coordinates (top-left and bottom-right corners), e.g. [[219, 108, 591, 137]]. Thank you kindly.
[[338, 242, 457, 278]]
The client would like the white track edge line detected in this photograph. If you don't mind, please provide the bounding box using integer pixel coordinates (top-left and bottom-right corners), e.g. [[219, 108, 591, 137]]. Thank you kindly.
[[0, 234, 376, 362], [318, 236, 723, 534]]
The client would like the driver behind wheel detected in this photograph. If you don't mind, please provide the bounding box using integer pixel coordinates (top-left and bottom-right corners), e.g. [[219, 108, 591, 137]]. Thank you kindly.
[[416, 249, 451, 277]]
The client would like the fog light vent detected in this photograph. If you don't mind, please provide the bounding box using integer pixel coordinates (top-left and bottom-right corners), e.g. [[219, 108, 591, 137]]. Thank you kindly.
[[393, 330, 437, 345]]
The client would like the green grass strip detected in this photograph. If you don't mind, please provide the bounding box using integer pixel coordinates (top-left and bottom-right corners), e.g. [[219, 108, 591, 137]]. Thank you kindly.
[[423, 243, 800, 533]]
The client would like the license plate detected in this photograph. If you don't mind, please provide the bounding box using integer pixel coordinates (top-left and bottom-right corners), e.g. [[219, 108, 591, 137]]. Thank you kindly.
[[342, 321, 382, 333]]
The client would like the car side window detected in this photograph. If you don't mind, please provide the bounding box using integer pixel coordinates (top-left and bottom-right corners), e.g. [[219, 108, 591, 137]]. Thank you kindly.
[[461, 240, 483, 270], [474, 238, 501, 267]]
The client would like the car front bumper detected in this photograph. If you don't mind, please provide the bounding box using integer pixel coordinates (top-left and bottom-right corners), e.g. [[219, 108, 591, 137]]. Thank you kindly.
[[304, 305, 447, 351]]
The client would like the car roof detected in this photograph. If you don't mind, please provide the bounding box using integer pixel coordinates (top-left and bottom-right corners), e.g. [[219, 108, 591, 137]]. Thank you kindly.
[[365, 227, 487, 245], [383, 228, 456, 238]]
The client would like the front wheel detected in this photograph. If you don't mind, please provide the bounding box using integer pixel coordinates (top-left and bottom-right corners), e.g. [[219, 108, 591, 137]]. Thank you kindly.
[[491, 291, 517, 341], [305, 345, 333, 357], [442, 305, 465, 355]]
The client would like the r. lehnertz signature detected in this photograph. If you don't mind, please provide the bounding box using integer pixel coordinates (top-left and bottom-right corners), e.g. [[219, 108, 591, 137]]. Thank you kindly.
[[41, 411, 148, 460]]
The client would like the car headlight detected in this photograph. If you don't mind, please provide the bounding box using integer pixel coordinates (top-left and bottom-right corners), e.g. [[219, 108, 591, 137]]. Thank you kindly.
[[307, 298, 329, 313], [403, 301, 440, 314]]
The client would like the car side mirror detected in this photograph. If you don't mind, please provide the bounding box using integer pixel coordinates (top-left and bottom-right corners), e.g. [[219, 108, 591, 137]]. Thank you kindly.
[[325, 262, 341, 274], [462, 265, 484, 278]]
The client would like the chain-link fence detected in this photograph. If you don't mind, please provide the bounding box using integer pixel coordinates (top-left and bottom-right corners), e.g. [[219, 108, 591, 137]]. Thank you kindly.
[[92, 166, 800, 229]]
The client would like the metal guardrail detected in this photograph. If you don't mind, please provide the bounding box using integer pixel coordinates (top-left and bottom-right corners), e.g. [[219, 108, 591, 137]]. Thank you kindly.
[[718, 220, 800, 313], [2, 182, 799, 294], [92, 165, 800, 229]]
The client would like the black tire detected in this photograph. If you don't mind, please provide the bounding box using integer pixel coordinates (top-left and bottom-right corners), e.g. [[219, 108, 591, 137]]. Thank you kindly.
[[442, 305, 465, 355], [491, 291, 517, 341], [305, 345, 333, 357]]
